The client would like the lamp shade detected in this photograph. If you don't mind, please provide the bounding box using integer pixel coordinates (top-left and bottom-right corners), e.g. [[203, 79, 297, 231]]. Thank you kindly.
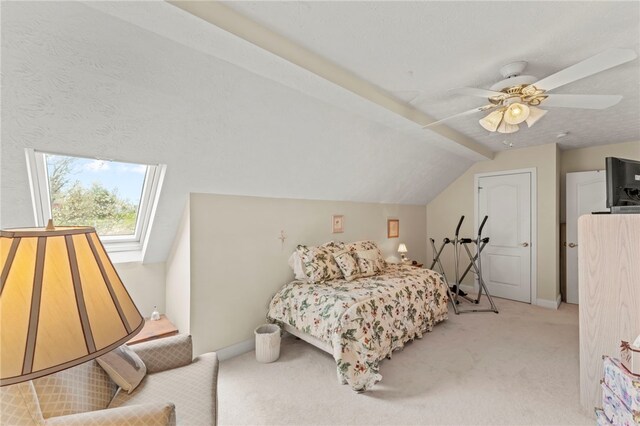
[[397, 243, 408, 253], [525, 106, 548, 128], [503, 103, 530, 125], [479, 109, 505, 132], [0, 225, 144, 386], [497, 120, 519, 134]]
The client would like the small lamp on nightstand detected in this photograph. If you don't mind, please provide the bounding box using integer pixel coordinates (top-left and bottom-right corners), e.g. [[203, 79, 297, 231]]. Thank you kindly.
[[398, 243, 408, 262]]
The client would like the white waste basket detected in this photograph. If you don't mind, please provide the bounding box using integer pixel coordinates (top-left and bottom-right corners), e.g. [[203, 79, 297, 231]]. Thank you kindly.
[[254, 324, 281, 363]]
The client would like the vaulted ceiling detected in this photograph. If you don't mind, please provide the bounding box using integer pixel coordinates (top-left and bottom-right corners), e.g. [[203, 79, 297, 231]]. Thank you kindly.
[[226, 1, 640, 151], [1, 1, 638, 263]]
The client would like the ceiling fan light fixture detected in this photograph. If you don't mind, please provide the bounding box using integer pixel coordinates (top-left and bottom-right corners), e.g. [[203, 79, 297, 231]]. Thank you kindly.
[[479, 109, 505, 132], [503, 102, 530, 124], [524, 106, 548, 128], [497, 120, 519, 134]]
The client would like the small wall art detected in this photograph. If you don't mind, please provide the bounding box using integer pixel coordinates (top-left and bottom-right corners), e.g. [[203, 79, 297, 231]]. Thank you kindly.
[[387, 219, 399, 238], [332, 215, 344, 233]]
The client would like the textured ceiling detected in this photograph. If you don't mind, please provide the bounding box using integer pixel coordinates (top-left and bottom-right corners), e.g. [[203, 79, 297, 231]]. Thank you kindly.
[[228, 1, 640, 151], [3, 1, 639, 263], [84, 1, 487, 161], [0, 1, 473, 263]]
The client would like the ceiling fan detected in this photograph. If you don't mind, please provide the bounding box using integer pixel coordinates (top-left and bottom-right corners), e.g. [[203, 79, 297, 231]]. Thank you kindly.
[[423, 48, 638, 134]]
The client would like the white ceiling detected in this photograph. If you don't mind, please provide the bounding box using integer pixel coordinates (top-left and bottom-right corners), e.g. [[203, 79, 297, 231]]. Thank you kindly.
[[0, 1, 473, 262], [227, 1, 640, 150], [2, 1, 639, 263]]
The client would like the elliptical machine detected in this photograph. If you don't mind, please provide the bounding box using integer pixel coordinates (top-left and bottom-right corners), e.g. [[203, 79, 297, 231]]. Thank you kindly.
[[429, 215, 499, 314]]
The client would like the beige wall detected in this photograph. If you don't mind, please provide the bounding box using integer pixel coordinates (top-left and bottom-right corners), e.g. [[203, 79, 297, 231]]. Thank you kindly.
[[560, 140, 640, 222], [165, 202, 191, 335], [426, 143, 560, 304], [115, 262, 166, 318], [187, 193, 427, 355]]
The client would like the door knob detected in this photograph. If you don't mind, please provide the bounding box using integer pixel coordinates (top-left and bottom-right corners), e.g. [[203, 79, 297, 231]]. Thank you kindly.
[[568, 242, 578, 248], [521, 242, 529, 247]]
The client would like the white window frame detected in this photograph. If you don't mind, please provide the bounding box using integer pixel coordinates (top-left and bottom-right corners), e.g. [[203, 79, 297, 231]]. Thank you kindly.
[[25, 148, 166, 263]]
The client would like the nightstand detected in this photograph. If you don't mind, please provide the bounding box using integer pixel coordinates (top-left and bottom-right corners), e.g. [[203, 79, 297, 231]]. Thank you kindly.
[[127, 314, 179, 345]]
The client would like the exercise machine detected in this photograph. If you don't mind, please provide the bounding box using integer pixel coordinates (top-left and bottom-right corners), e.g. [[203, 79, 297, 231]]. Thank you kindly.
[[429, 215, 499, 314]]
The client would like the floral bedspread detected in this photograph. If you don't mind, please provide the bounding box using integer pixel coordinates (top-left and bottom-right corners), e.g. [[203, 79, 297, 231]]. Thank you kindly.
[[267, 264, 449, 391]]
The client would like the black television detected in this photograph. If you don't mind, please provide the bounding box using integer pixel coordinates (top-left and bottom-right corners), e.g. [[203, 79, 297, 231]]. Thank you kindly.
[[606, 156, 640, 214]]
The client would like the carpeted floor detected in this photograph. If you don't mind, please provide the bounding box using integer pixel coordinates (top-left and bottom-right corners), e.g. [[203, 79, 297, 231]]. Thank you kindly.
[[218, 298, 592, 425]]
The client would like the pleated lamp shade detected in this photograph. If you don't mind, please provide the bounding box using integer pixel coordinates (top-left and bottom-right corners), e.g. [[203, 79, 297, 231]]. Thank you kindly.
[[525, 106, 548, 128], [0, 223, 144, 386]]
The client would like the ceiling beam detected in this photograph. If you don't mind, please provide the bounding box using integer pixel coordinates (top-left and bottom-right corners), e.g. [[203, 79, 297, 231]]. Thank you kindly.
[[168, 1, 493, 160]]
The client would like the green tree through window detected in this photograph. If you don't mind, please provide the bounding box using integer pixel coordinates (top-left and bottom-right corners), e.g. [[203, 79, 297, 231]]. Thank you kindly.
[[46, 155, 146, 236]]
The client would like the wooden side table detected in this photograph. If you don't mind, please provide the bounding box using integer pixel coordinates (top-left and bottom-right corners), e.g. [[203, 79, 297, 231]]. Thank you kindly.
[[127, 315, 179, 345]]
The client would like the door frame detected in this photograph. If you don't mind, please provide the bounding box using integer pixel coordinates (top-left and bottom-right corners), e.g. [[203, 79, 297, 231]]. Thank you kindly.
[[565, 169, 606, 304], [473, 168, 537, 305]]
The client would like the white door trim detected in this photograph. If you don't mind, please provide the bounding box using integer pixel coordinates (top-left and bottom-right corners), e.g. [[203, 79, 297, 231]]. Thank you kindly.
[[474, 168, 537, 305], [565, 170, 606, 305]]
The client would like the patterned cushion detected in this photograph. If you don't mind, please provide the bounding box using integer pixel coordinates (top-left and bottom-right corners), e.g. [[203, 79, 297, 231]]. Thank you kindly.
[[45, 402, 176, 426], [129, 335, 193, 374], [345, 240, 379, 252], [109, 353, 218, 426], [354, 249, 384, 277], [33, 360, 117, 419], [347, 241, 386, 269], [297, 242, 345, 283], [97, 345, 147, 394], [0, 381, 44, 426], [333, 250, 360, 281]]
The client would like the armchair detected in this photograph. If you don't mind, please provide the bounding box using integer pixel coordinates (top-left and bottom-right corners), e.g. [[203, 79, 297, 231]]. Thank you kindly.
[[0, 335, 218, 425]]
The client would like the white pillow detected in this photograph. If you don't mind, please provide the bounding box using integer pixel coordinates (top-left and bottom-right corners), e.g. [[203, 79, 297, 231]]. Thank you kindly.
[[287, 252, 308, 281], [97, 345, 146, 394]]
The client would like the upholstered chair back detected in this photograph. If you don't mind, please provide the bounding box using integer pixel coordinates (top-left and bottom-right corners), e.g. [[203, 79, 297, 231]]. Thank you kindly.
[[32, 360, 117, 419], [0, 381, 45, 426]]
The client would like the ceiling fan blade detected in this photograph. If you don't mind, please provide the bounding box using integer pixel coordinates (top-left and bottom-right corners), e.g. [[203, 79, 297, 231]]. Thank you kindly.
[[422, 105, 497, 129], [534, 48, 638, 92], [542, 94, 623, 109], [449, 87, 504, 98]]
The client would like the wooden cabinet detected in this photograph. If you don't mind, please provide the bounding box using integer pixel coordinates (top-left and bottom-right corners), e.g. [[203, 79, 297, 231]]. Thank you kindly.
[[578, 214, 640, 414]]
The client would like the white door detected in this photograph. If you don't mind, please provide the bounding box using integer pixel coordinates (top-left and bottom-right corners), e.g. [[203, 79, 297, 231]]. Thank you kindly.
[[565, 170, 606, 304], [477, 172, 532, 303]]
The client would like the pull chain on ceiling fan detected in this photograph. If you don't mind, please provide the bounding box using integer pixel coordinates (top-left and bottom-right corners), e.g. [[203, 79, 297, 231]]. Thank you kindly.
[[422, 48, 638, 134]]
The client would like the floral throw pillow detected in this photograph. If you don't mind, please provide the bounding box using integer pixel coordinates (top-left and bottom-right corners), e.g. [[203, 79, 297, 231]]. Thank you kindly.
[[346, 240, 378, 252], [333, 250, 360, 281], [297, 242, 344, 283], [347, 241, 386, 270], [354, 249, 384, 277]]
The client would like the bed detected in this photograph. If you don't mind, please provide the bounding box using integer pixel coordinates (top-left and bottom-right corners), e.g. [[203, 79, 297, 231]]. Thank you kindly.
[[267, 263, 449, 391]]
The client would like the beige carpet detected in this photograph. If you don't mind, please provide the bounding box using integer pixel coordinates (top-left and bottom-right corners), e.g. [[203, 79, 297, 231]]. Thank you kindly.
[[218, 299, 592, 425]]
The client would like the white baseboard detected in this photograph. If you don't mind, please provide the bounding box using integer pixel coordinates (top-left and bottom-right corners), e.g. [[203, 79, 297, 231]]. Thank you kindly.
[[215, 330, 300, 361], [536, 294, 562, 310], [216, 338, 254, 361], [458, 283, 562, 310]]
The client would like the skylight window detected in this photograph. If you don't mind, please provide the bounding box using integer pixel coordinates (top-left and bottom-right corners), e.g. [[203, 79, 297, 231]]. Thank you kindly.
[[25, 149, 166, 262]]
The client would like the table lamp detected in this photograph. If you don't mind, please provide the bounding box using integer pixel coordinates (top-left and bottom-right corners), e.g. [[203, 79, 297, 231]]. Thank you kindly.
[[398, 243, 408, 261], [0, 221, 144, 386]]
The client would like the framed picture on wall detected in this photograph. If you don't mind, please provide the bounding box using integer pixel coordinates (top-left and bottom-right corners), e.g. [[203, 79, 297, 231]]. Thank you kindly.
[[387, 219, 399, 238], [332, 215, 344, 233]]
